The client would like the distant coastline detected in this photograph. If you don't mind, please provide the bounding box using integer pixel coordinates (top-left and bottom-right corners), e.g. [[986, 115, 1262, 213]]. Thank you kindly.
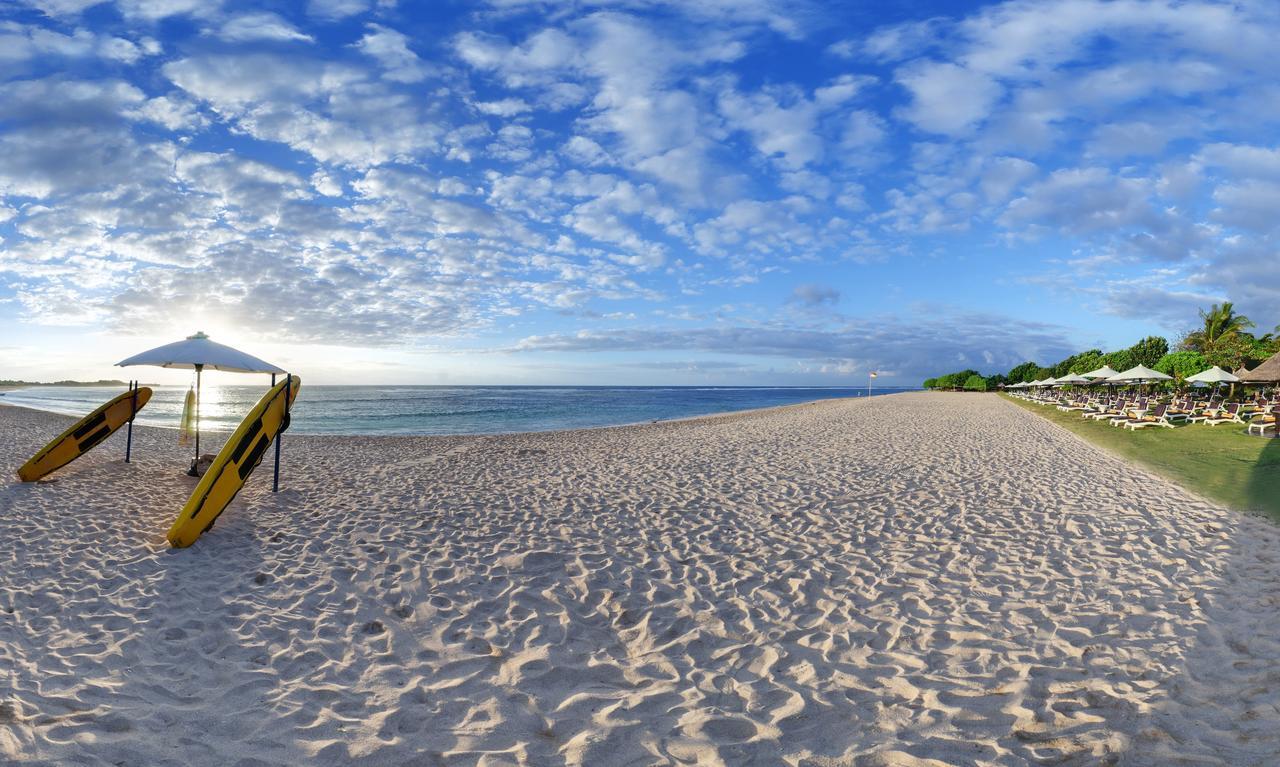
[[0, 379, 138, 390]]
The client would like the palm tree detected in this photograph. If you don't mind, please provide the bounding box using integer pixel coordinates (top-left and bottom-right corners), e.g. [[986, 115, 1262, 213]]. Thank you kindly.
[[1184, 302, 1254, 352]]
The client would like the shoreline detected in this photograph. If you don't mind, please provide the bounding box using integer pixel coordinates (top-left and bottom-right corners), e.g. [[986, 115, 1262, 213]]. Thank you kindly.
[[0, 390, 914, 441]]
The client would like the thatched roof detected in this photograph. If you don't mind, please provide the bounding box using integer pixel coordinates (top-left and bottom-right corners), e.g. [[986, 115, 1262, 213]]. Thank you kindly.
[[1240, 352, 1280, 383]]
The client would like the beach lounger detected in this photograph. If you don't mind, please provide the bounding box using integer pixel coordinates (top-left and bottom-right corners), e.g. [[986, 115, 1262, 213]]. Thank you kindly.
[[1123, 404, 1174, 430], [1187, 399, 1224, 424], [1165, 399, 1194, 423], [1106, 399, 1147, 426], [1085, 402, 1123, 421], [1203, 403, 1245, 426], [1109, 405, 1147, 427], [1246, 406, 1279, 436], [1087, 401, 1128, 421]]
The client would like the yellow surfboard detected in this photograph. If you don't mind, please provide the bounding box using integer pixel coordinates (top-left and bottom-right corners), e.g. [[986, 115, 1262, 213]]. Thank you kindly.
[[17, 387, 153, 482], [168, 375, 300, 548]]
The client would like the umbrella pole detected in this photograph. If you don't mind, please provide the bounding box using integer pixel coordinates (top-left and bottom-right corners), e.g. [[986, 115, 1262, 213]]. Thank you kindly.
[[272, 374, 281, 493], [125, 380, 136, 463], [189, 364, 203, 477]]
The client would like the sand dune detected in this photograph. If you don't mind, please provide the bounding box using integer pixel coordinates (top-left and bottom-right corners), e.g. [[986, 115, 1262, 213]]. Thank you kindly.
[[2, 393, 1279, 766]]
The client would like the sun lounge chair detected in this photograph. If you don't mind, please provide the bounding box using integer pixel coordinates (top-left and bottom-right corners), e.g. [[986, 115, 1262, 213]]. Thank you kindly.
[[1086, 400, 1127, 421], [1165, 399, 1195, 423], [1188, 398, 1224, 424], [1124, 404, 1174, 430], [1246, 406, 1279, 436], [1203, 403, 1245, 426], [1079, 398, 1107, 415], [1105, 402, 1146, 425], [1241, 404, 1274, 423]]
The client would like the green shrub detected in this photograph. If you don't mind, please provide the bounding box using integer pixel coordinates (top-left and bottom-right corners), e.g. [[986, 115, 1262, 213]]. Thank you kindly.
[[963, 374, 988, 391], [1127, 336, 1169, 368], [1068, 350, 1105, 375], [1104, 349, 1133, 372], [1006, 361, 1039, 383], [1154, 350, 1207, 381]]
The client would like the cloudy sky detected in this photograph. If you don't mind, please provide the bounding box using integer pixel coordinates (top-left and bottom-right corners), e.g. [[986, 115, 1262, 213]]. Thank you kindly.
[[2, 0, 1278, 385]]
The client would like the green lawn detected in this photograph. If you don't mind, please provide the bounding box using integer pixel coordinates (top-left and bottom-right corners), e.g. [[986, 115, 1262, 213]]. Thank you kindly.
[[1002, 394, 1280, 520]]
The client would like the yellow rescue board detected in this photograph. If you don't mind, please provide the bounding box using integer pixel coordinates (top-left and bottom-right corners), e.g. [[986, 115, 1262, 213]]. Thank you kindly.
[[168, 375, 300, 548], [17, 388, 153, 482]]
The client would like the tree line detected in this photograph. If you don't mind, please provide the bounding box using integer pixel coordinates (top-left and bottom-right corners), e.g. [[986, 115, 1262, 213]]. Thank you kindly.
[[924, 303, 1280, 391]]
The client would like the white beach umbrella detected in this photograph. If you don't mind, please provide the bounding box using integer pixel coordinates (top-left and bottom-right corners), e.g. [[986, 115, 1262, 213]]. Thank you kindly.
[[1185, 365, 1241, 384], [117, 331, 285, 475], [1054, 374, 1091, 385], [1107, 364, 1173, 383], [117, 331, 285, 374], [1081, 364, 1120, 380], [1107, 365, 1173, 397]]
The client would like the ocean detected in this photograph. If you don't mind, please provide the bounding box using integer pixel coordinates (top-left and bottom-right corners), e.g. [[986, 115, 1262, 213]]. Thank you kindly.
[[0, 384, 916, 436]]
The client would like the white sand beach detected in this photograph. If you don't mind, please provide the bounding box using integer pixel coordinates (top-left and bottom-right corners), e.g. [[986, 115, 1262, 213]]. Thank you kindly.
[[3, 392, 1280, 766]]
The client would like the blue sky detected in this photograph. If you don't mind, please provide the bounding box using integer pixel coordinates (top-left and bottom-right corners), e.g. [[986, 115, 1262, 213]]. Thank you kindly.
[[1, 0, 1278, 385]]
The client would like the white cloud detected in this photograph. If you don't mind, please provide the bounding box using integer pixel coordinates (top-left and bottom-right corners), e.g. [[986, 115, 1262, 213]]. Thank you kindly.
[[307, 0, 371, 19], [718, 85, 827, 170], [473, 98, 531, 116], [895, 61, 1002, 135], [0, 22, 158, 65], [1197, 143, 1280, 182], [16, 0, 108, 15], [1000, 167, 1157, 235], [455, 13, 751, 199], [116, 0, 220, 21], [789, 283, 839, 307], [216, 13, 314, 43], [978, 156, 1037, 204], [839, 110, 887, 162], [1088, 121, 1176, 158], [1210, 180, 1280, 233], [127, 93, 205, 131], [163, 54, 440, 167], [480, 0, 806, 39], [311, 172, 344, 197], [354, 24, 430, 83]]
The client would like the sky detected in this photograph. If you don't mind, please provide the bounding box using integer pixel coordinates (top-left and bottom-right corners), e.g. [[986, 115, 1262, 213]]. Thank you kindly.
[[1, 0, 1278, 386]]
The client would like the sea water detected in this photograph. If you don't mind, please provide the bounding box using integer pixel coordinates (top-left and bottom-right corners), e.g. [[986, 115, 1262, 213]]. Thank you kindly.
[[0, 385, 916, 436]]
